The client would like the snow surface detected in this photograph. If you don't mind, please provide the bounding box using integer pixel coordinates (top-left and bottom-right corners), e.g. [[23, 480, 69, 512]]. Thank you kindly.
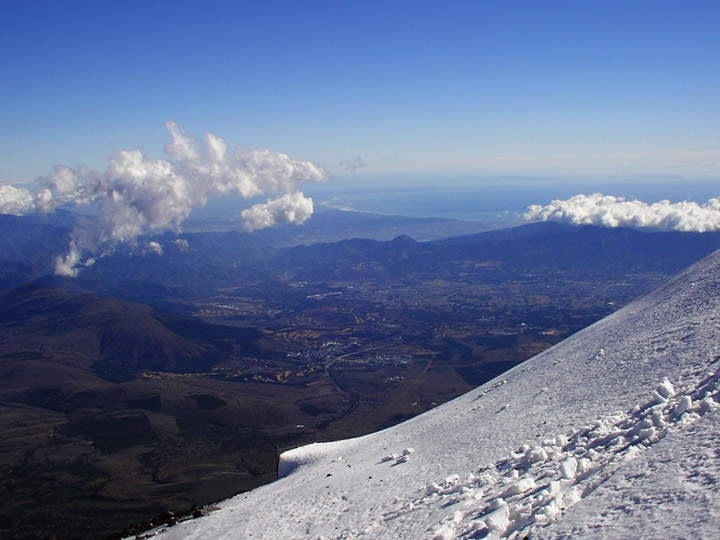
[[141, 249, 720, 539]]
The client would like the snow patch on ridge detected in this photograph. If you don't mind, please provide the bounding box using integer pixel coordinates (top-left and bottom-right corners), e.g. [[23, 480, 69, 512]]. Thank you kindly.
[[279, 440, 356, 478]]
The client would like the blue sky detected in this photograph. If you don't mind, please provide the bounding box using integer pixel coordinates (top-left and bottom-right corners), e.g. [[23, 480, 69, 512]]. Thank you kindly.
[[1, 0, 719, 185]]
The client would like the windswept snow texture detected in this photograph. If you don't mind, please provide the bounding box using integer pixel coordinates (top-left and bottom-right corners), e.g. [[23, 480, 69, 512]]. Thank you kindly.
[[146, 250, 720, 539]]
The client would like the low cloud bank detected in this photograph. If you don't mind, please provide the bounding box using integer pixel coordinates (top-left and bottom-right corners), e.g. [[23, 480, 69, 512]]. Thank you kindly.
[[525, 193, 720, 232], [0, 122, 329, 276]]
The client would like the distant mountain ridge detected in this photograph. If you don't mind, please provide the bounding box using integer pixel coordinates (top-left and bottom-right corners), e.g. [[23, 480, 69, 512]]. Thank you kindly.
[[276, 221, 720, 281], [3, 210, 720, 301]]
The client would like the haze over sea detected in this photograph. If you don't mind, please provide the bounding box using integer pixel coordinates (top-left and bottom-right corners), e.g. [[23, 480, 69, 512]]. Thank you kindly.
[[188, 174, 720, 224], [304, 175, 720, 222]]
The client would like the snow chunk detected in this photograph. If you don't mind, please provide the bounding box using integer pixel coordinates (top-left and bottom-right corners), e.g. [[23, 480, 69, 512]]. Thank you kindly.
[[502, 477, 536, 498], [576, 457, 593, 476], [560, 457, 578, 479], [697, 397, 719, 414], [431, 524, 456, 540], [651, 408, 666, 428], [562, 486, 583, 507], [484, 504, 510, 533], [634, 426, 656, 443], [524, 445, 548, 466], [653, 377, 675, 402], [425, 482, 443, 496], [673, 396, 693, 418], [444, 474, 461, 486], [537, 497, 562, 522]]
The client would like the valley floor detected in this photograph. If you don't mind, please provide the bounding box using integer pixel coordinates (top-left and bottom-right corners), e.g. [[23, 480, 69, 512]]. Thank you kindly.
[[140, 249, 720, 539]]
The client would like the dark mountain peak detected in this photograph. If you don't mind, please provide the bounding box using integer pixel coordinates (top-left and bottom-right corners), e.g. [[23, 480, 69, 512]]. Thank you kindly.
[[391, 234, 417, 244]]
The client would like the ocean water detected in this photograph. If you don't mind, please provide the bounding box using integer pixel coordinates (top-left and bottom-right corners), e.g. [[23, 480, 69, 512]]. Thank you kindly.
[[303, 175, 720, 222], [190, 174, 720, 223]]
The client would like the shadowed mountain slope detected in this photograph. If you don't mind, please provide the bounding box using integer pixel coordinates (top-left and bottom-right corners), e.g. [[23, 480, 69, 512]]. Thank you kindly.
[[0, 283, 265, 380]]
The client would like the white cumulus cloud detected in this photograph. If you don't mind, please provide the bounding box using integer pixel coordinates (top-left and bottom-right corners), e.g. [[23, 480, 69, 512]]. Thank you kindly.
[[525, 193, 720, 232], [0, 122, 329, 276], [241, 192, 314, 232], [0, 184, 36, 215]]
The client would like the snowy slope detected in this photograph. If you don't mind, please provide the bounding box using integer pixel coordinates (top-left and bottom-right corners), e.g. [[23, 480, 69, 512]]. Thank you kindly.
[[145, 249, 720, 540]]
